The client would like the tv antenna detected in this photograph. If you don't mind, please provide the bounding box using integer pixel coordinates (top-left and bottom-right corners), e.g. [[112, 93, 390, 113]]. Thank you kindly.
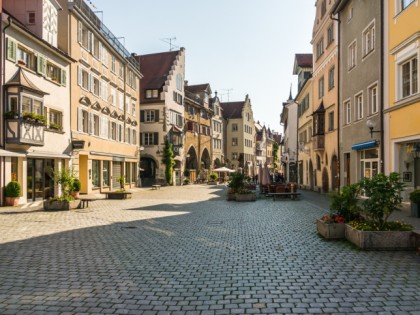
[[160, 37, 179, 51], [221, 88, 233, 102]]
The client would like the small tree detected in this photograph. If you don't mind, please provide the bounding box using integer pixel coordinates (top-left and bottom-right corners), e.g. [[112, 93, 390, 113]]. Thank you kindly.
[[209, 173, 218, 181], [228, 172, 245, 193], [53, 168, 75, 198], [329, 183, 361, 222], [358, 172, 404, 228], [162, 140, 175, 185], [5, 181, 21, 198]]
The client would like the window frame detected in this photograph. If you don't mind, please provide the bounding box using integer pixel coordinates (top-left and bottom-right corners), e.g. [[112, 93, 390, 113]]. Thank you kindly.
[[344, 99, 351, 125], [355, 93, 364, 121], [362, 20, 375, 58], [318, 76, 325, 99], [348, 40, 357, 71]]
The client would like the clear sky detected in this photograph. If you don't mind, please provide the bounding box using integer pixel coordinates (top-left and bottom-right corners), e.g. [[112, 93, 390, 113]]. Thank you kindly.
[[92, 0, 315, 134]]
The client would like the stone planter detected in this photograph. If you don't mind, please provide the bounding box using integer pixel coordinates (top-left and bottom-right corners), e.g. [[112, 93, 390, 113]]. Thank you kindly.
[[44, 199, 81, 211], [316, 219, 345, 239], [411, 203, 420, 218], [345, 224, 416, 250], [235, 193, 256, 202], [227, 193, 236, 201], [105, 192, 132, 199]]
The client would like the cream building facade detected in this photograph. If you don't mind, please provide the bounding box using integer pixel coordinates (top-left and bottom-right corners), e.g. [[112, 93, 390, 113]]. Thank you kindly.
[[57, 0, 142, 194]]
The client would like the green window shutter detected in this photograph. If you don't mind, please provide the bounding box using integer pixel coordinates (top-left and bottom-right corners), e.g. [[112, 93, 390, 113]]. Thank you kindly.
[[7, 38, 16, 62], [153, 132, 159, 145], [140, 110, 144, 122], [37, 54, 46, 75], [140, 133, 143, 145], [60, 69, 67, 86]]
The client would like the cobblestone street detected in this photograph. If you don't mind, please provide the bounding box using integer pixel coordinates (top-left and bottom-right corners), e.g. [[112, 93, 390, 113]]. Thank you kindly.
[[0, 185, 419, 315]]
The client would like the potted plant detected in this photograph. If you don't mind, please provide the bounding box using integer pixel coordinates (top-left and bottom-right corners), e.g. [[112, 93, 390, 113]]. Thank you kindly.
[[44, 168, 80, 210], [227, 172, 244, 201], [235, 189, 256, 202], [409, 189, 420, 218], [208, 172, 218, 185], [116, 176, 125, 190], [71, 178, 81, 198], [345, 173, 415, 250], [5, 181, 21, 206], [317, 183, 361, 239], [49, 122, 63, 131]]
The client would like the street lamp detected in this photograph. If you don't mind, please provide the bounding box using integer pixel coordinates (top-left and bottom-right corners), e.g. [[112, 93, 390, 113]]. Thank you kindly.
[[366, 119, 382, 138], [412, 143, 420, 159]]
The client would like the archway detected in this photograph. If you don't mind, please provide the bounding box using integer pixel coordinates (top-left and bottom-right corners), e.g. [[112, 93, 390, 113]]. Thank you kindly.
[[140, 156, 157, 187], [201, 148, 211, 170], [331, 155, 338, 191], [322, 167, 329, 193], [186, 146, 198, 183]]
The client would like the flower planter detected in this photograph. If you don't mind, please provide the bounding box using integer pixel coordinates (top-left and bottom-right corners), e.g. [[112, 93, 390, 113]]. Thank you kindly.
[[411, 203, 420, 218], [345, 224, 416, 250], [105, 192, 132, 199], [235, 193, 256, 202], [5, 197, 20, 207], [316, 219, 345, 239], [44, 200, 81, 211]]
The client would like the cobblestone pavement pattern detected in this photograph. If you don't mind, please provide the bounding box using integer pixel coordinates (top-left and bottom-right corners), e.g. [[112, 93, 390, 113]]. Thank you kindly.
[[0, 185, 419, 315]]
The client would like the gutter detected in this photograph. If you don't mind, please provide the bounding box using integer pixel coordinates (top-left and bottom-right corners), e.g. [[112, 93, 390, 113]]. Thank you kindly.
[[380, 0, 385, 173]]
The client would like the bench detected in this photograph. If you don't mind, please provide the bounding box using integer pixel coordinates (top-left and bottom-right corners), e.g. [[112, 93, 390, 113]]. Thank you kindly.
[[78, 198, 97, 208], [151, 185, 161, 190], [266, 192, 301, 200]]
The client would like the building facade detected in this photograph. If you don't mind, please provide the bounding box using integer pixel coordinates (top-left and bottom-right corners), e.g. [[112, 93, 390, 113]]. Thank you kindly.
[[294, 54, 314, 190], [137, 49, 185, 186], [280, 96, 298, 183], [311, 0, 339, 193], [184, 84, 213, 183], [57, 0, 142, 194], [209, 92, 224, 169], [221, 95, 255, 176], [255, 122, 267, 177], [385, 0, 420, 200], [2, 0, 73, 204]]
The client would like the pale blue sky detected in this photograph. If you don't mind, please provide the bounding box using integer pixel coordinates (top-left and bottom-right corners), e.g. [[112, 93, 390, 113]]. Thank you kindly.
[[94, 0, 315, 133]]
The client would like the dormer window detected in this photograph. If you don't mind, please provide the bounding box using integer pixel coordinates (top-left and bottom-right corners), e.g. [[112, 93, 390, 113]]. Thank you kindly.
[[145, 89, 159, 99]]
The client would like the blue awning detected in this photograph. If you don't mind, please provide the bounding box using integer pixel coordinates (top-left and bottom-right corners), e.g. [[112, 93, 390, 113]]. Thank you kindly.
[[351, 140, 377, 150]]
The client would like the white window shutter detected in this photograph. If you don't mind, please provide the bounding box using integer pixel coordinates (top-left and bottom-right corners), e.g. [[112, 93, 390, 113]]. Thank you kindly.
[[98, 80, 102, 98], [7, 38, 17, 61], [88, 112, 93, 134], [78, 108, 83, 132], [77, 66, 82, 86], [88, 31, 92, 52], [116, 124, 120, 142], [89, 74, 93, 92], [78, 21, 82, 44], [60, 69, 67, 86], [98, 41, 102, 61]]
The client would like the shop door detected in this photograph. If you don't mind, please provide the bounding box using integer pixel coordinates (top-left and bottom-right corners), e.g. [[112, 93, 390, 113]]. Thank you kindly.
[[112, 161, 122, 189], [27, 158, 54, 201]]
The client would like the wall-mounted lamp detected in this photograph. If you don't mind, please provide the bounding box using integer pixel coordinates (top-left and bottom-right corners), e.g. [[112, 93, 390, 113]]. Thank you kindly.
[[412, 142, 420, 159], [366, 119, 382, 138]]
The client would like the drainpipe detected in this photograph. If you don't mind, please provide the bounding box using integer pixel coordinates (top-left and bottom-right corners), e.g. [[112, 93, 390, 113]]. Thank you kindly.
[[380, 0, 385, 174], [2, 16, 12, 206], [330, 12, 341, 190]]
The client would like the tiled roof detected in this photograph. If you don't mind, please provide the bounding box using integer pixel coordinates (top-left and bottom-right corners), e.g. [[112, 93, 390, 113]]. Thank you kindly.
[[295, 54, 313, 68], [5, 67, 48, 95], [185, 84, 211, 94], [220, 102, 244, 119], [136, 50, 180, 101]]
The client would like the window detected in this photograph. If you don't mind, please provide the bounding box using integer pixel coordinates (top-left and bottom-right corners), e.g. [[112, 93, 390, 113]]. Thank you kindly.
[[78, 108, 89, 133], [232, 123, 238, 131], [118, 92, 124, 110], [145, 89, 159, 99], [92, 114, 100, 136], [119, 61, 124, 79], [328, 67, 335, 90], [103, 161, 110, 187], [232, 152, 238, 160], [101, 47, 108, 66], [131, 102, 136, 116], [328, 111, 334, 131], [142, 132, 158, 146], [318, 76, 324, 98], [21, 95, 43, 115], [145, 110, 155, 122], [176, 73, 183, 91], [92, 36, 100, 59], [110, 88, 116, 106], [401, 57, 418, 98], [316, 37, 324, 59], [132, 129, 137, 145], [369, 85, 378, 114], [363, 21, 375, 57], [78, 66, 90, 91], [232, 138, 238, 146], [77, 21, 91, 51], [401, 0, 415, 11], [327, 24, 334, 46], [111, 55, 116, 73], [344, 100, 351, 125], [109, 121, 117, 140], [348, 40, 357, 70], [355, 93, 363, 120], [7, 95, 18, 113], [16, 46, 35, 71], [28, 12, 35, 24], [132, 162, 137, 184], [321, 0, 326, 18], [49, 109, 63, 128], [91, 75, 100, 96], [92, 160, 100, 188], [118, 124, 123, 142], [125, 162, 131, 183], [101, 80, 108, 101]]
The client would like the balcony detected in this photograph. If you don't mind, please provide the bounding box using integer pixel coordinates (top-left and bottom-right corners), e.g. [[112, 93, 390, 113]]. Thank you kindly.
[[6, 119, 45, 146], [312, 134, 325, 151]]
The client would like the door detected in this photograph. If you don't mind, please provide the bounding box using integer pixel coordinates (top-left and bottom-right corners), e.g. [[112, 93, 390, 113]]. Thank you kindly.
[[112, 161, 122, 189], [27, 158, 54, 201]]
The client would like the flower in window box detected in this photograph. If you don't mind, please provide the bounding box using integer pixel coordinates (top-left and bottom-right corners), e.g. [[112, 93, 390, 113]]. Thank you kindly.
[[49, 122, 63, 131], [4, 111, 18, 119]]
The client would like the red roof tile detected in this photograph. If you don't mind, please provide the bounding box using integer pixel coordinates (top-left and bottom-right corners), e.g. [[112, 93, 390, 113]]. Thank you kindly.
[[295, 54, 313, 68]]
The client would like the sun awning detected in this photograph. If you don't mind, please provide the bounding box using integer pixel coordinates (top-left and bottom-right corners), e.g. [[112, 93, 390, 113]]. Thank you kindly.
[[27, 152, 71, 159], [0, 149, 26, 157], [351, 140, 377, 150]]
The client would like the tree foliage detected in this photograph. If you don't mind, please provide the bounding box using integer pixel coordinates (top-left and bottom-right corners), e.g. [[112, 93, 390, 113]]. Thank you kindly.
[[162, 140, 175, 185]]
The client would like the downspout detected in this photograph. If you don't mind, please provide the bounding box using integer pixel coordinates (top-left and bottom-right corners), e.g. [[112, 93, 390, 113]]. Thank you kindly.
[[380, 0, 385, 174], [2, 16, 12, 206], [330, 12, 341, 190]]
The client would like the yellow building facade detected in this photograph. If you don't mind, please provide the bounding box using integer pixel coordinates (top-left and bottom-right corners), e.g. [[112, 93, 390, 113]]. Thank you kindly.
[[385, 0, 420, 199]]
